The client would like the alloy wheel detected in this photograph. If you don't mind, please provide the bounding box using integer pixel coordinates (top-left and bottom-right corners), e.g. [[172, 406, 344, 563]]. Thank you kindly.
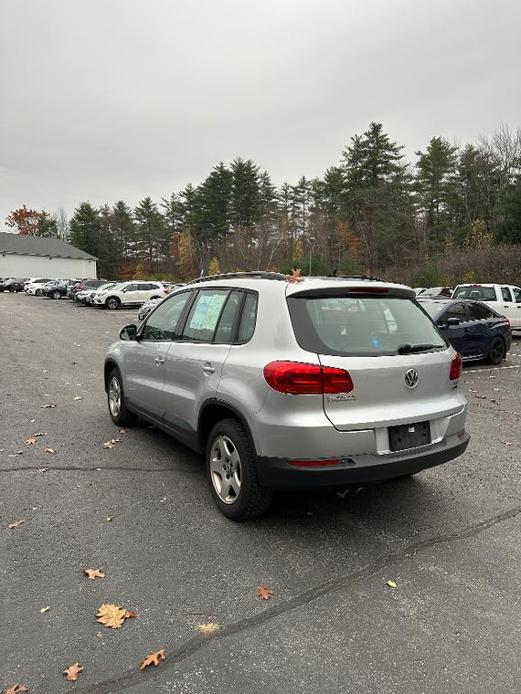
[[210, 435, 242, 504], [108, 376, 121, 416]]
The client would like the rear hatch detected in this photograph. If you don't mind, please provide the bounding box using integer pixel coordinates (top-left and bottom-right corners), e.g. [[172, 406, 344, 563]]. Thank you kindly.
[[287, 283, 462, 432]]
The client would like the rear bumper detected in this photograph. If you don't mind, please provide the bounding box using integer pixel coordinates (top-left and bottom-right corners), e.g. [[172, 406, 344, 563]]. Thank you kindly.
[[256, 433, 469, 490]]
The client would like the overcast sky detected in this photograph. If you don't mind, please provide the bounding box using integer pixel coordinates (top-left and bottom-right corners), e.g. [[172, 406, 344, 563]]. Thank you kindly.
[[1, 0, 520, 228]]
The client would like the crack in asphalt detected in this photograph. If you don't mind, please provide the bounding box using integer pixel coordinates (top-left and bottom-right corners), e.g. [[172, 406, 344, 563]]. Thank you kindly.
[[69, 503, 521, 694]]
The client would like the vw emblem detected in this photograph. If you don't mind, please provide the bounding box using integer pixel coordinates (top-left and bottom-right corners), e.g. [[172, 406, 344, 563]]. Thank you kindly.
[[404, 368, 419, 389]]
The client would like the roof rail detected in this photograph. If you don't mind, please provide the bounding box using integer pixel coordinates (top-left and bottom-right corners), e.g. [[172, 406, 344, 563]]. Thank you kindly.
[[188, 271, 287, 284], [322, 274, 387, 282]]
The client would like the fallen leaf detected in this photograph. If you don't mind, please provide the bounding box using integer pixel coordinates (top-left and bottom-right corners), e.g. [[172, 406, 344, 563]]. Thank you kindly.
[[160, 496, 167, 503], [40, 403, 56, 408], [16, 450, 24, 455], [106, 515, 113, 522], [24, 437, 37, 446], [386, 579, 397, 588], [103, 438, 121, 449], [96, 603, 126, 629], [5, 685, 29, 694], [38, 467, 49, 473], [73, 396, 83, 401], [44, 448, 56, 454], [197, 622, 220, 634], [63, 663, 84, 682], [286, 267, 303, 283], [40, 606, 50, 613], [124, 609, 137, 619], [30, 419, 36, 423], [502, 441, 513, 446], [256, 585, 273, 601], [8, 519, 25, 529], [43, 369, 48, 373], [119, 429, 127, 434], [84, 568, 106, 580], [34, 432, 46, 437], [139, 649, 166, 670]]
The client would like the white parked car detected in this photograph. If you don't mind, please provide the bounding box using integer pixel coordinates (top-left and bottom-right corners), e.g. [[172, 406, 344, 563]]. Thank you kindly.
[[93, 281, 167, 310], [25, 278, 55, 295], [452, 283, 521, 330]]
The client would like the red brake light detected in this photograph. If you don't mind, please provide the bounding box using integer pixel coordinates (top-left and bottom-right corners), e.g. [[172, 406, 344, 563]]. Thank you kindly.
[[263, 361, 353, 395], [450, 353, 462, 381]]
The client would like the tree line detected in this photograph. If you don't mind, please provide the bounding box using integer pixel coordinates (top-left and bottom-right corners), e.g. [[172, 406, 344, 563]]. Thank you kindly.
[[6, 122, 521, 285]]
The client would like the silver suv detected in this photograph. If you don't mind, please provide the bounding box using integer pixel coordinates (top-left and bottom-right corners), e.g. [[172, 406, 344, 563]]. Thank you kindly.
[[104, 273, 469, 520]]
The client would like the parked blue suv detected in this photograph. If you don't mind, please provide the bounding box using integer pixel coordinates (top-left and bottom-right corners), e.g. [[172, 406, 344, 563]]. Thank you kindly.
[[419, 299, 512, 364]]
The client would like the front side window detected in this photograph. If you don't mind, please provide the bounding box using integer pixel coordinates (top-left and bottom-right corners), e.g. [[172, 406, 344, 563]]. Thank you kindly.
[[141, 292, 191, 341], [443, 302, 468, 321], [288, 294, 447, 357], [182, 290, 229, 342]]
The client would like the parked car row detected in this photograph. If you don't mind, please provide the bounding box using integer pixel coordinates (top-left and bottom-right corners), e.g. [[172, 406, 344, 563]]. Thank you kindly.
[[5, 275, 186, 311]]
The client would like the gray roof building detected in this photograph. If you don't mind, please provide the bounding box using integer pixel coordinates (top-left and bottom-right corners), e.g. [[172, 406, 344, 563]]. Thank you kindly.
[[0, 232, 96, 260]]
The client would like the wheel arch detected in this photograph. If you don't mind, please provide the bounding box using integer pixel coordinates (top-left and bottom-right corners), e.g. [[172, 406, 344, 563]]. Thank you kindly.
[[104, 359, 120, 392], [197, 399, 257, 455]]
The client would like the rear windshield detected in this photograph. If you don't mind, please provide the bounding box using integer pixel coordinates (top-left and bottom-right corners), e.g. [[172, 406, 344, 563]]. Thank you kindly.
[[453, 286, 496, 301], [287, 295, 447, 356]]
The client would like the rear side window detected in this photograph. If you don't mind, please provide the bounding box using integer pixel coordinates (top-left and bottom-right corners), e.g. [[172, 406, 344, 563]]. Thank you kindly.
[[454, 286, 497, 301], [214, 291, 243, 343], [501, 286, 513, 302], [287, 295, 447, 357], [238, 293, 258, 342], [468, 303, 493, 320], [182, 290, 229, 342], [514, 287, 521, 303]]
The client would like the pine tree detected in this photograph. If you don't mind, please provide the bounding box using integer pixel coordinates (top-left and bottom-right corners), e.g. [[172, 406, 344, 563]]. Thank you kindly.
[[69, 202, 101, 259], [230, 158, 262, 231], [133, 197, 166, 273], [112, 200, 136, 262]]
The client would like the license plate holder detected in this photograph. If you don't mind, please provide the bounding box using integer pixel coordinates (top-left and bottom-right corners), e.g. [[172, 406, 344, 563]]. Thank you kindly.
[[389, 421, 431, 452]]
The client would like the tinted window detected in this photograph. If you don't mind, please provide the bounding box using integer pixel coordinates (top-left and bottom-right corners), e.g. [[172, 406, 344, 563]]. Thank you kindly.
[[467, 302, 493, 320], [501, 286, 513, 302], [454, 286, 497, 301], [418, 301, 446, 319], [182, 290, 229, 342], [288, 295, 446, 356], [514, 287, 521, 303], [443, 302, 468, 321], [214, 291, 243, 343], [238, 293, 258, 342], [124, 283, 138, 292], [141, 292, 191, 340]]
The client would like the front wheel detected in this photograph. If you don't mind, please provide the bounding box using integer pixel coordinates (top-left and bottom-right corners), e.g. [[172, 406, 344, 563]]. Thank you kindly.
[[488, 336, 506, 365], [107, 368, 138, 426], [105, 296, 120, 310], [206, 419, 272, 521], [36, 289, 42, 296], [52, 290, 61, 300]]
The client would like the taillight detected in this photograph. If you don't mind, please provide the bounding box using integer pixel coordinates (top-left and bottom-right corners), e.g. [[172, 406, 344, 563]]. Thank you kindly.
[[450, 353, 462, 381], [263, 361, 353, 395]]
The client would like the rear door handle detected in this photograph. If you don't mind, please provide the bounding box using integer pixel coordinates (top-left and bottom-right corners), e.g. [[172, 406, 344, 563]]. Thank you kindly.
[[203, 363, 215, 374], [154, 356, 165, 366]]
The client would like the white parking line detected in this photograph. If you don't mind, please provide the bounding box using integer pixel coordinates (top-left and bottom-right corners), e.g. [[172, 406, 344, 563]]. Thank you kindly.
[[465, 364, 521, 374]]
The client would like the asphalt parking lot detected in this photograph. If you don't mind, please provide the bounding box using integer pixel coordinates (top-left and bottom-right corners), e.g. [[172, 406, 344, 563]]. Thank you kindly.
[[2, 293, 521, 694]]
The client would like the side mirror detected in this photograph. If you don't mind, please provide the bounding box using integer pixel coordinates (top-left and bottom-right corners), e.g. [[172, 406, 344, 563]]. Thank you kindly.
[[120, 324, 137, 341], [447, 317, 461, 327]]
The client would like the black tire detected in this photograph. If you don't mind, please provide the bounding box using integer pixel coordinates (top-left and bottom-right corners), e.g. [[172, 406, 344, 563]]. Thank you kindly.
[[36, 289, 42, 296], [206, 418, 272, 521], [105, 296, 120, 310], [9, 286, 15, 293], [107, 368, 138, 426], [51, 290, 61, 300], [487, 336, 506, 365]]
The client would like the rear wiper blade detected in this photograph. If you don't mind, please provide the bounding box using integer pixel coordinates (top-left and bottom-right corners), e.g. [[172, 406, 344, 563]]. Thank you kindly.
[[397, 343, 437, 354]]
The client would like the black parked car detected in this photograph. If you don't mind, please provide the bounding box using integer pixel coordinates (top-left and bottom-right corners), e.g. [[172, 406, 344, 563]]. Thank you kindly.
[[419, 298, 512, 365], [0, 278, 27, 292], [44, 280, 75, 299]]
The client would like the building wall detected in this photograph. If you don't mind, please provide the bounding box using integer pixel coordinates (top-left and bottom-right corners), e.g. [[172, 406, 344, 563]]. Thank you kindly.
[[0, 254, 97, 279]]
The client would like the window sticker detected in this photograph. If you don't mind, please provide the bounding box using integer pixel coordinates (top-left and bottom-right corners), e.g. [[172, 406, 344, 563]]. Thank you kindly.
[[189, 293, 228, 331]]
